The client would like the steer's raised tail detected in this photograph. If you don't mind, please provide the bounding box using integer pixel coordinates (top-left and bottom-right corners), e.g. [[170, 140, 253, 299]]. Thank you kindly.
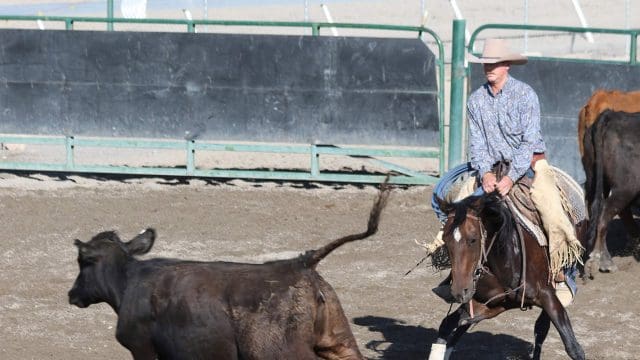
[[302, 181, 391, 268]]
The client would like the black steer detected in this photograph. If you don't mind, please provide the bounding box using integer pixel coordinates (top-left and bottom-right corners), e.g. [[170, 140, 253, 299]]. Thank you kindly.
[[68, 184, 389, 360], [583, 109, 640, 276]]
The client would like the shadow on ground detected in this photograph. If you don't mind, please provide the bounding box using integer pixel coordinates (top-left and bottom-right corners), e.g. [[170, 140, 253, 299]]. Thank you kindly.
[[354, 315, 533, 360], [4, 169, 402, 190]]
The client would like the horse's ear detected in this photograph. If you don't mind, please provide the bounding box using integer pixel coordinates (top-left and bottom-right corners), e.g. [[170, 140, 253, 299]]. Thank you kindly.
[[435, 195, 453, 214], [468, 194, 486, 215]]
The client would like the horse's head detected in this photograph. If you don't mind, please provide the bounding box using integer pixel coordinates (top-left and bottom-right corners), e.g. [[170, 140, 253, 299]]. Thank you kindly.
[[436, 192, 505, 303]]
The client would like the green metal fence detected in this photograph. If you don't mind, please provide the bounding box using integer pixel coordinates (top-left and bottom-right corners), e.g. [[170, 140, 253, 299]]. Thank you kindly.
[[0, 135, 439, 184], [469, 24, 640, 64], [0, 15, 446, 185]]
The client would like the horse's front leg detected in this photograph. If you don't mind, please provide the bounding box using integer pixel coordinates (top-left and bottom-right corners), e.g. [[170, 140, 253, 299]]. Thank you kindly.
[[429, 301, 506, 360], [538, 288, 585, 360], [532, 310, 551, 360], [458, 299, 506, 326], [428, 305, 471, 360]]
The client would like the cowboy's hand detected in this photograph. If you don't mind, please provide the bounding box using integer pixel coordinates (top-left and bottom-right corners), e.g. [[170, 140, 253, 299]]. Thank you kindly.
[[481, 172, 497, 193], [496, 176, 514, 197]]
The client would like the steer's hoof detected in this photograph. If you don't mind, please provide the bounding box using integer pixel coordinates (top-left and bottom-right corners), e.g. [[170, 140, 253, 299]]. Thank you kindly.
[[598, 257, 618, 273], [584, 257, 599, 279]]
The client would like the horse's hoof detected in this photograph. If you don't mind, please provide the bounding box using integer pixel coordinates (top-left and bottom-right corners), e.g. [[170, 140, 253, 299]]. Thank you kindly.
[[427, 343, 447, 360]]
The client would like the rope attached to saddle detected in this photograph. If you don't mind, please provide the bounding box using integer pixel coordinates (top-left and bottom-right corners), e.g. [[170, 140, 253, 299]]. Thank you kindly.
[[432, 162, 476, 224]]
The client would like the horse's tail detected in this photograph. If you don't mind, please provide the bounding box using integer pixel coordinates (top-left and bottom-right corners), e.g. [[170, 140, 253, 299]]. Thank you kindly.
[[302, 181, 391, 268], [586, 110, 610, 252]]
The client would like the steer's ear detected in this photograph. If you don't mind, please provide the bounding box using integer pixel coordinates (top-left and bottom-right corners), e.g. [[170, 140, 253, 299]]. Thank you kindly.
[[125, 228, 156, 256], [74, 239, 100, 262]]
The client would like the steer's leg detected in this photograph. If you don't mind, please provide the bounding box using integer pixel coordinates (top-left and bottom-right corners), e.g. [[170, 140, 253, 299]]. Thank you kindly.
[[596, 191, 633, 273], [314, 285, 364, 360], [620, 206, 640, 240], [620, 206, 640, 253], [587, 191, 627, 275]]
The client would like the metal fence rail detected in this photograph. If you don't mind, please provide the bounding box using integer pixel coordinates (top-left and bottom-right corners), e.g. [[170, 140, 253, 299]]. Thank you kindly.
[[0, 15, 445, 185], [469, 23, 640, 64], [0, 135, 439, 184]]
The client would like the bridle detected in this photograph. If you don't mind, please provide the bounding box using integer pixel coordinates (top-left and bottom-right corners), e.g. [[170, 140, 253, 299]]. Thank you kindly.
[[448, 213, 496, 289], [448, 209, 529, 312]]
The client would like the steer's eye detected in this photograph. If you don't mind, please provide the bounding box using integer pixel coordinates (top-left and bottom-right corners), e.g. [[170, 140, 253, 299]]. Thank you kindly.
[[78, 257, 95, 267]]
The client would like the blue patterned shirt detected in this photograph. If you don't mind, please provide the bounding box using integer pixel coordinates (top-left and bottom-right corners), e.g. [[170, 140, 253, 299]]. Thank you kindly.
[[467, 75, 546, 181]]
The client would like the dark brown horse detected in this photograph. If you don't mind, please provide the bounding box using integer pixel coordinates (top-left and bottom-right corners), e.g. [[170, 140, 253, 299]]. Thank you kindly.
[[432, 191, 585, 360]]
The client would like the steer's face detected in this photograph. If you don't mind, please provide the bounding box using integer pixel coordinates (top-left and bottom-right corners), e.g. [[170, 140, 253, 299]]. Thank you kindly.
[[68, 229, 156, 309]]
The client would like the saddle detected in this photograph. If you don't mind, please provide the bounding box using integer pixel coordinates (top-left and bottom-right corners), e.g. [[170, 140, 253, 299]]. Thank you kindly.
[[507, 176, 546, 245], [499, 162, 587, 247]]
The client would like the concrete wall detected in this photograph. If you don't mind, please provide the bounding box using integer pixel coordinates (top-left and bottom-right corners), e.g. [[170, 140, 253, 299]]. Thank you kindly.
[[0, 29, 439, 147]]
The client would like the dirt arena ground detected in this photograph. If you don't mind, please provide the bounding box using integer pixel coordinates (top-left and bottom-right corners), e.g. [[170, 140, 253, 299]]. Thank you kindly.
[[0, 172, 639, 360]]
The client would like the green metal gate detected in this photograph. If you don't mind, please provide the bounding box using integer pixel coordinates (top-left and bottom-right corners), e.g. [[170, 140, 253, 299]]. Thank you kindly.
[[0, 15, 446, 185]]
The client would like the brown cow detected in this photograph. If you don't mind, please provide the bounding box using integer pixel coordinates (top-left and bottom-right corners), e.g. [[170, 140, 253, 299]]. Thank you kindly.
[[578, 89, 640, 156], [68, 184, 390, 360], [579, 90, 640, 274]]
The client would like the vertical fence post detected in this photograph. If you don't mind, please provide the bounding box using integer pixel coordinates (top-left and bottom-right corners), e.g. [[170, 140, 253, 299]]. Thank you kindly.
[[448, 19, 466, 170], [630, 31, 638, 65], [187, 140, 195, 176], [107, 0, 114, 31], [65, 136, 75, 170], [310, 144, 319, 177]]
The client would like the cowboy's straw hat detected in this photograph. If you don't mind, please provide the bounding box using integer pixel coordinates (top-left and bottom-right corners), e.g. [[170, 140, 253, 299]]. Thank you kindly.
[[467, 38, 527, 65]]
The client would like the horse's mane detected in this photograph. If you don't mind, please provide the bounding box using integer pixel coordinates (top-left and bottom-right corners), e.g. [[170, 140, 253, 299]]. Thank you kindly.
[[481, 193, 517, 251], [433, 192, 517, 269], [448, 193, 513, 238]]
